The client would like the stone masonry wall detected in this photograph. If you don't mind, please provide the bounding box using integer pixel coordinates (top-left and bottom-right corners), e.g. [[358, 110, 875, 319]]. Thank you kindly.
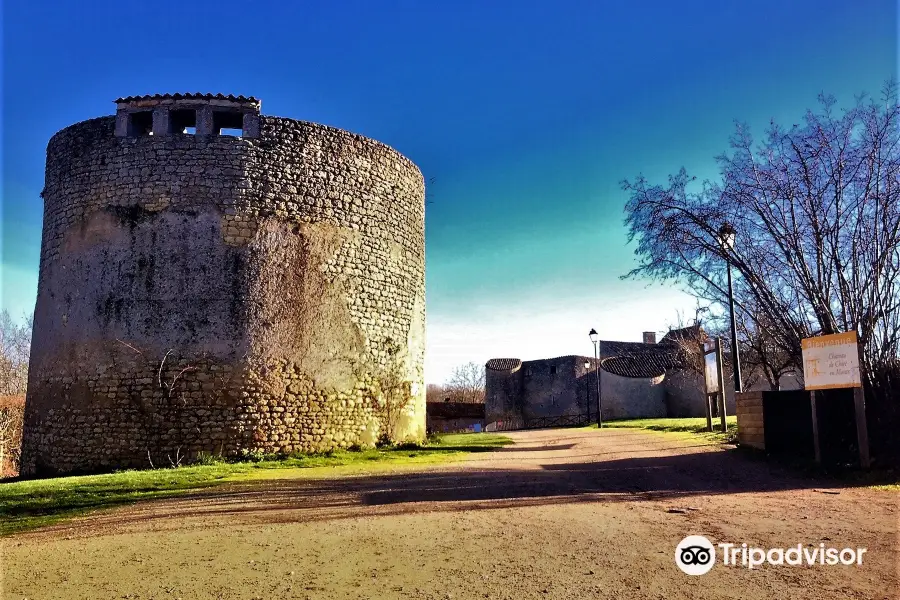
[[735, 391, 765, 450], [520, 357, 594, 419], [22, 111, 425, 475], [599, 371, 666, 420]]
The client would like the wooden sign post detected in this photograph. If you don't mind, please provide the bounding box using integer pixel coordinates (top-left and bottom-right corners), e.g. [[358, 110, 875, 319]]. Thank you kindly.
[[714, 338, 728, 433], [801, 331, 870, 469], [702, 339, 727, 432]]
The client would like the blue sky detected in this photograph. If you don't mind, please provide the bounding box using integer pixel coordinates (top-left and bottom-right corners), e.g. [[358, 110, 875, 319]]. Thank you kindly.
[[2, 1, 897, 383]]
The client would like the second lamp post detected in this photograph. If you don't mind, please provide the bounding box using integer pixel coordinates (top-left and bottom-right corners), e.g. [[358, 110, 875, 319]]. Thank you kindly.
[[589, 328, 602, 427], [717, 222, 743, 393]]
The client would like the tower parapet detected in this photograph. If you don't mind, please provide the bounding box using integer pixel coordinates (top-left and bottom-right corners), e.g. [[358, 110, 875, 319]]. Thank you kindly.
[[113, 93, 261, 138]]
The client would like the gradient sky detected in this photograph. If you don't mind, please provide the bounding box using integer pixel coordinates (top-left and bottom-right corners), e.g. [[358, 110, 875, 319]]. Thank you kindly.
[[2, 1, 897, 384]]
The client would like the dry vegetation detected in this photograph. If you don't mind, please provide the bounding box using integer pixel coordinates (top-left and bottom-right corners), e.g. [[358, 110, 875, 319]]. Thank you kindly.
[[0, 395, 25, 477], [0, 310, 30, 477]]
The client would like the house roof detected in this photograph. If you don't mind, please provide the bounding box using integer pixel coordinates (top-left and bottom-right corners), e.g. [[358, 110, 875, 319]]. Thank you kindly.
[[485, 330, 700, 379], [485, 358, 522, 371], [601, 351, 680, 378], [526, 355, 597, 363], [597, 340, 660, 356], [660, 325, 707, 345], [598, 337, 690, 378], [113, 93, 260, 104]]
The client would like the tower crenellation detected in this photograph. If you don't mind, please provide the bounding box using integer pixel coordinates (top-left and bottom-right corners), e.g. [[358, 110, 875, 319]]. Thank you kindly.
[[113, 93, 262, 138]]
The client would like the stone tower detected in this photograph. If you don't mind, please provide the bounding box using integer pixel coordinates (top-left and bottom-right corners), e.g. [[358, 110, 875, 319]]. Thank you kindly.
[[21, 93, 426, 476]]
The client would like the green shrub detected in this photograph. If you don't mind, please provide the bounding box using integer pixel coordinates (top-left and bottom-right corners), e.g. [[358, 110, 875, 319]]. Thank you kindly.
[[236, 448, 267, 463], [194, 452, 225, 466]]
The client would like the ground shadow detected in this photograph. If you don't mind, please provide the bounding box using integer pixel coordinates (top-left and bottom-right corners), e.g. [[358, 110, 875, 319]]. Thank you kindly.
[[15, 430, 895, 538]]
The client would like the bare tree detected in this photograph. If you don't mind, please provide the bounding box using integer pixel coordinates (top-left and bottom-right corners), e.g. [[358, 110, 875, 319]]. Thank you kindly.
[[623, 82, 900, 451], [667, 301, 787, 391], [663, 308, 707, 378], [0, 310, 32, 396], [0, 397, 24, 476], [733, 306, 796, 390], [445, 362, 485, 404], [426, 383, 448, 403]]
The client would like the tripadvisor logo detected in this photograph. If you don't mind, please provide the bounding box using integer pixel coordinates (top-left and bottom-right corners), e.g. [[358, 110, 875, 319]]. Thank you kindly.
[[675, 535, 867, 575], [675, 535, 716, 575]]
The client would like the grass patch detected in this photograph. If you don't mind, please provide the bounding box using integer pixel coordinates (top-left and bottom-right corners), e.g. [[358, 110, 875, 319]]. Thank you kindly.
[[594, 416, 738, 444], [0, 432, 512, 536], [870, 483, 900, 492], [589, 418, 900, 490]]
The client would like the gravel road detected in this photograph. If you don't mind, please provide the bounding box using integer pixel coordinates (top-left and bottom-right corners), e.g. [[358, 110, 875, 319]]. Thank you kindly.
[[2, 427, 897, 599]]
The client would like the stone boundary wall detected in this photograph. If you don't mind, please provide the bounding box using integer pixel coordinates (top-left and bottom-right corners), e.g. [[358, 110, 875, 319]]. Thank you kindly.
[[426, 417, 484, 434], [735, 391, 765, 450], [22, 109, 426, 475], [425, 402, 485, 420], [425, 403, 486, 434]]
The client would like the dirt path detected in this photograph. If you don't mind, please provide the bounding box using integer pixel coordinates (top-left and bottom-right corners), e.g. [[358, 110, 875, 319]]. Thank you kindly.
[[2, 428, 898, 599]]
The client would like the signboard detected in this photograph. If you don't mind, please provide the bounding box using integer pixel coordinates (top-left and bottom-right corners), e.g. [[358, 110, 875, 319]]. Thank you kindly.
[[801, 332, 861, 390], [704, 351, 719, 393]]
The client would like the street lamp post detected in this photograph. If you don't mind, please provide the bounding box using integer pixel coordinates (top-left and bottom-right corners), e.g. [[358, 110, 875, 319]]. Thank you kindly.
[[583, 361, 592, 422], [718, 222, 743, 393], [589, 328, 602, 427]]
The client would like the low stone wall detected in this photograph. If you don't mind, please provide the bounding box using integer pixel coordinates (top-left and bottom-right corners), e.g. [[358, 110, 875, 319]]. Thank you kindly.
[[427, 417, 484, 433], [735, 391, 765, 450], [426, 402, 485, 433]]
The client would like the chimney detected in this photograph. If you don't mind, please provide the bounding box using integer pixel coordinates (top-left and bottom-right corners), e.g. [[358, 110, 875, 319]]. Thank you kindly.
[[642, 331, 657, 344]]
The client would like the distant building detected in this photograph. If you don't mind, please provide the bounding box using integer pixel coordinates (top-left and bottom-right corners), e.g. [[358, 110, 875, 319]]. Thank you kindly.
[[484, 328, 729, 428]]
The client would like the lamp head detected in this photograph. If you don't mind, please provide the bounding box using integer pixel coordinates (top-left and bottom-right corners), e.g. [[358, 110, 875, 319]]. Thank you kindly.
[[718, 222, 736, 250], [588, 328, 599, 344]]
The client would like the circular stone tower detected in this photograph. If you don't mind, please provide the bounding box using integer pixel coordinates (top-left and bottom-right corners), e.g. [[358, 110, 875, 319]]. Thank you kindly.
[[21, 93, 426, 476]]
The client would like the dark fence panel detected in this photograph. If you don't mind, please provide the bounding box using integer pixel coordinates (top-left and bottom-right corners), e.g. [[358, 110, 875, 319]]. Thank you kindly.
[[868, 363, 900, 462], [426, 402, 485, 420], [489, 413, 591, 432], [761, 390, 814, 459], [814, 388, 859, 466]]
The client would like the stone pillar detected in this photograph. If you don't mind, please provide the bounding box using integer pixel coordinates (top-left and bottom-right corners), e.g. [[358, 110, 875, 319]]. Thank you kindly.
[[114, 111, 129, 137], [152, 107, 170, 136], [196, 106, 214, 136], [242, 112, 260, 138]]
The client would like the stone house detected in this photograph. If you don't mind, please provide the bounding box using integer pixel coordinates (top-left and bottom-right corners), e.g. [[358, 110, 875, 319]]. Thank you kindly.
[[484, 328, 731, 427]]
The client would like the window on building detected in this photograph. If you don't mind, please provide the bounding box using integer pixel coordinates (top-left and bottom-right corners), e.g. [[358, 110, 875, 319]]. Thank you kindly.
[[170, 109, 197, 135], [550, 365, 557, 375], [213, 110, 244, 137], [127, 111, 153, 136]]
